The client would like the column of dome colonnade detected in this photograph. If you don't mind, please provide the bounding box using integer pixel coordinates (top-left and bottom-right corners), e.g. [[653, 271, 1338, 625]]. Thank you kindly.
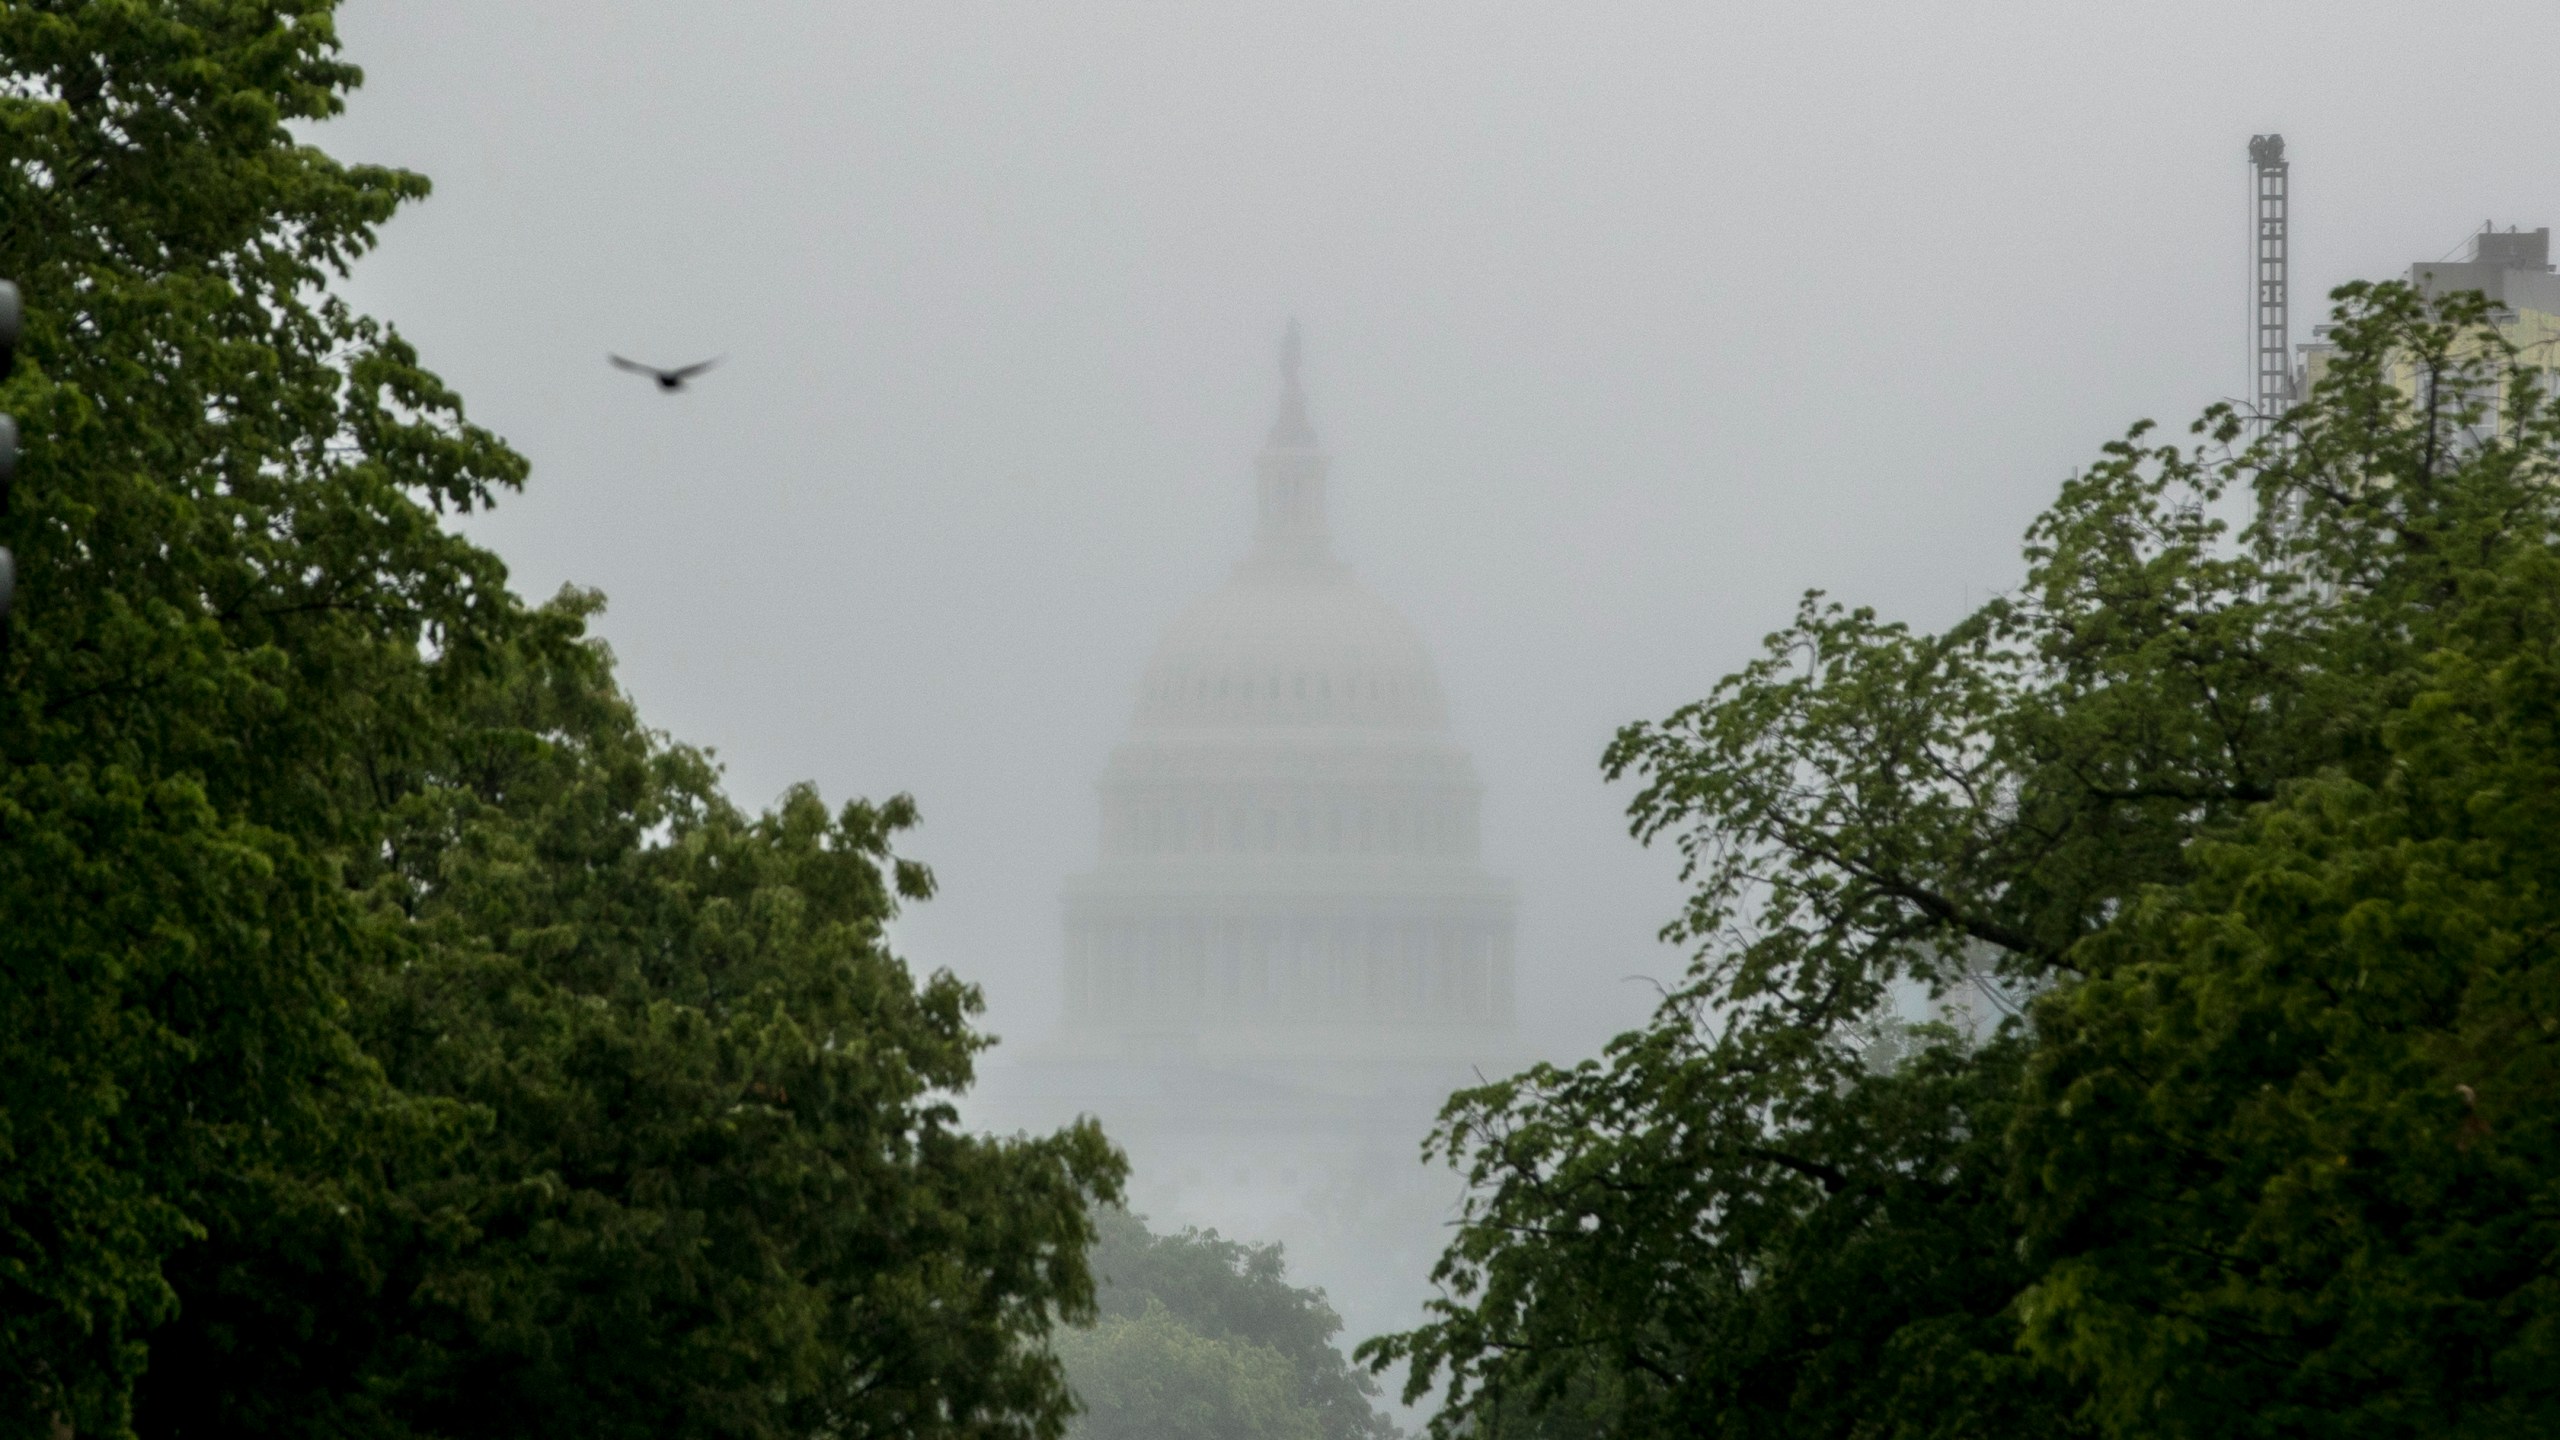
[[1059, 323, 1517, 1062]]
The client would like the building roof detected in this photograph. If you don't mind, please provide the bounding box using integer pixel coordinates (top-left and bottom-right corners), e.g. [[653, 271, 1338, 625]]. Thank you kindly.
[[1130, 326, 1450, 735]]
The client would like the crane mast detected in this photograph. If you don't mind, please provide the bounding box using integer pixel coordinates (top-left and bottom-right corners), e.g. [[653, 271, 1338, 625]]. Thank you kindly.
[[2250, 134, 2292, 431]]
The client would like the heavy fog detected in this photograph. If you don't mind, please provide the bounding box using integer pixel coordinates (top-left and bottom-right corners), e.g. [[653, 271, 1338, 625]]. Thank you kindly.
[[320, 0, 2560, 1353]]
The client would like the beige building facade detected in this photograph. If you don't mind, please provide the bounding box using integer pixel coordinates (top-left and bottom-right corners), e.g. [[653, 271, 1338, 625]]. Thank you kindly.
[[2299, 224, 2560, 403]]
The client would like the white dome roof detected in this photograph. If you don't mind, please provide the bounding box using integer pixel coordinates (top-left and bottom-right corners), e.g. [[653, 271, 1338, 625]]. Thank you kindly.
[[1134, 556, 1448, 732], [1128, 324, 1449, 735]]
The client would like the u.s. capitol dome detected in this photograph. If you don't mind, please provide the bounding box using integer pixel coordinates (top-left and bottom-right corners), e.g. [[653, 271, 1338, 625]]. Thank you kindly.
[[1059, 324, 1516, 1061]]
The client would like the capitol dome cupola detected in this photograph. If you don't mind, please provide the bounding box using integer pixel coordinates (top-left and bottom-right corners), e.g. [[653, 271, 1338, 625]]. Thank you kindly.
[[1254, 319, 1331, 563]]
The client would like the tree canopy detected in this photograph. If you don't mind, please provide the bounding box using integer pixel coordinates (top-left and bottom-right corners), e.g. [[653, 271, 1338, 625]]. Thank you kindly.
[[1058, 1209, 1399, 1440], [1364, 284, 2560, 1439], [0, 5, 1120, 1436]]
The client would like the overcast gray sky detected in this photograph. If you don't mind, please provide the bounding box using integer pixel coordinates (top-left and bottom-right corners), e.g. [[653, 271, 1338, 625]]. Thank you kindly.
[[323, 0, 2560, 1067]]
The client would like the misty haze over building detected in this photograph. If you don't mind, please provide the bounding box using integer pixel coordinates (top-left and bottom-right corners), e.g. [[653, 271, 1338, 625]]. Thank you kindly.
[[977, 324, 1521, 1344]]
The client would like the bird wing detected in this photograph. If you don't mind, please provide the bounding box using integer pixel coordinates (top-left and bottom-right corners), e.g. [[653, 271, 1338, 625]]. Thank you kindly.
[[608, 354, 658, 376], [663, 356, 725, 382]]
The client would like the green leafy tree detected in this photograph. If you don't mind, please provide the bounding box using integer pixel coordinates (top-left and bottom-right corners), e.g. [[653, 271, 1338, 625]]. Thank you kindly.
[[127, 598, 1124, 1440], [0, 6, 1121, 1437], [2007, 318, 2560, 1435], [1063, 1210, 1397, 1440], [1, 3, 520, 1429], [1363, 1013, 2082, 1440], [1366, 282, 2560, 1438], [1056, 1301, 1317, 1440]]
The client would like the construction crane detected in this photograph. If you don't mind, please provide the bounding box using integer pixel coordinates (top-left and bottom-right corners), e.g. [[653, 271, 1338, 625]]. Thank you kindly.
[[2250, 134, 2291, 432]]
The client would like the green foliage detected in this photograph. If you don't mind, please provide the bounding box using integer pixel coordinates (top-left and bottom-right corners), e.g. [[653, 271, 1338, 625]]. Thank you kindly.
[[0, 5, 1121, 1437], [2005, 288, 2560, 1440], [1367, 283, 2560, 1439], [2012, 550, 2560, 1435], [1062, 1210, 1396, 1440], [130, 634, 1126, 1438], [1, 3, 519, 1428], [1366, 1014, 2084, 1440], [1056, 1301, 1317, 1440]]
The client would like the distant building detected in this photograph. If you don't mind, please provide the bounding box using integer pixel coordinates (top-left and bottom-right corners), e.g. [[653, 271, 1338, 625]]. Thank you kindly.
[[1057, 323, 1516, 1066], [976, 327, 1522, 1342], [2298, 224, 2560, 402]]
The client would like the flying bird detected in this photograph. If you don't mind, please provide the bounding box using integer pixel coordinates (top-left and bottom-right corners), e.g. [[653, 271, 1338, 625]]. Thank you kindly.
[[610, 353, 723, 391]]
